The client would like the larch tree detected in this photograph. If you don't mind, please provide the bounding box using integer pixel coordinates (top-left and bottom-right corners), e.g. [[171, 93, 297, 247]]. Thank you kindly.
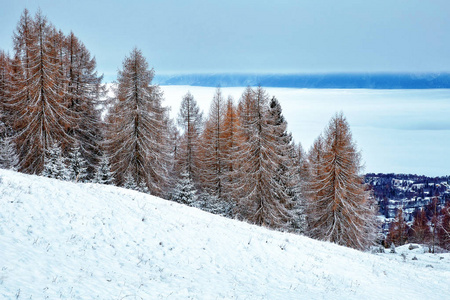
[[409, 208, 431, 244], [234, 86, 291, 228], [200, 87, 226, 198], [176, 91, 203, 187], [0, 50, 18, 170], [105, 48, 170, 196], [438, 201, 450, 250], [306, 112, 377, 250], [386, 208, 409, 247], [10, 10, 73, 174], [221, 96, 241, 202], [0, 51, 12, 131]]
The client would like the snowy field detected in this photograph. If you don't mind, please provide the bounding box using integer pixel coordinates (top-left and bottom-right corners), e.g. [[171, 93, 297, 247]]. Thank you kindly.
[[159, 86, 450, 177], [1, 169, 449, 299]]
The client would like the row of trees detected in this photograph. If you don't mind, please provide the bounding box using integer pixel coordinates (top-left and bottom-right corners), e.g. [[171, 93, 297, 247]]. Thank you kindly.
[[0, 9, 103, 179], [0, 9, 381, 250], [387, 200, 450, 251]]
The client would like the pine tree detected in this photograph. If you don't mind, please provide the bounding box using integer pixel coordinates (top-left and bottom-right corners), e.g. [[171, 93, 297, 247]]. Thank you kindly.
[[200, 87, 226, 198], [42, 142, 69, 180], [176, 91, 203, 187], [0, 136, 19, 170], [67, 145, 88, 182], [171, 170, 198, 206], [306, 112, 377, 250], [234, 87, 291, 228], [11, 10, 73, 174], [94, 154, 114, 185], [65, 32, 104, 178], [123, 172, 138, 191], [105, 48, 170, 196], [288, 142, 308, 233]]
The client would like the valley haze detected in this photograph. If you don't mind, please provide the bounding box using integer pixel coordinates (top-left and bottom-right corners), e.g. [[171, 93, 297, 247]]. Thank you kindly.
[[155, 84, 450, 177]]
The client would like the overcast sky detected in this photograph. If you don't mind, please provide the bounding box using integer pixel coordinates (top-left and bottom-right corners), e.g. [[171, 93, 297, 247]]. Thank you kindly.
[[1, 0, 450, 81]]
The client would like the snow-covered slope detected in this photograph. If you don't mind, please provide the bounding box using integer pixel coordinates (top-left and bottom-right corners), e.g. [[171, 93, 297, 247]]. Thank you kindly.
[[1, 169, 449, 299]]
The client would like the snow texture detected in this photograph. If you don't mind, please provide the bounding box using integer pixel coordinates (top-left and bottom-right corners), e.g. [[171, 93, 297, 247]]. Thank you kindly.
[[0, 169, 449, 299]]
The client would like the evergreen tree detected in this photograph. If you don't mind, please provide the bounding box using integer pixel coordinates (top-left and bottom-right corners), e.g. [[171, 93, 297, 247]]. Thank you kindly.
[[306, 112, 377, 250], [137, 180, 149, 193], [94, 154, 114, 185], [0, 136, 19, 170], [172, 170, 198, 206], [234, 87, 291, 228], [123, 172, 138, 191], [67, 145, 88, 182], [65, 32, 104, 178], [105, 48, 170, 196], [42, 142, 69, 180], [288, 142, 308, 233]]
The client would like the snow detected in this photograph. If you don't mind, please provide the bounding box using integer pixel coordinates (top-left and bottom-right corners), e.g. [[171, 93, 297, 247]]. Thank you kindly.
[[2, 169, 449, 299], [158, 86, 450, 177]]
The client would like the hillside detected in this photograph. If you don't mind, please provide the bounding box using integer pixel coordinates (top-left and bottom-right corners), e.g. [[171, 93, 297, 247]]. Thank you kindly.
[[0, 169, 449, 299]]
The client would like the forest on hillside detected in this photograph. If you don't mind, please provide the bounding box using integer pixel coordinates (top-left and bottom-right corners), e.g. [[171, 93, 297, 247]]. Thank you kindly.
[[1, 9, 449, 251]]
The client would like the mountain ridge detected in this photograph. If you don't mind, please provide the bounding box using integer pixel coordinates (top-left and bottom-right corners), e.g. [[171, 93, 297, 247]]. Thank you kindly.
[[154, 73, 450, 89]]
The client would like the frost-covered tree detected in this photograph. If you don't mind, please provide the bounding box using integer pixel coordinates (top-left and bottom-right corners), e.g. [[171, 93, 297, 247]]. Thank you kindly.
[[306, 112, 377, 250], [11, 10, 73, 174], [105, 48, 171, 196], [176, 91, 203, 186], [172, 170, 198, 206], [67, 145, 88, 182], [65, 32, 104, 178], [94, 154, 114, 185], [200, 87, 226, 198], [221, 96, 241, 202], [42, 143, 69, 180], [123, 172, 138, 191], [0, 51, 12, 130], [234, 87, 292, 228], [0, 136, 19, 170], [287, 142, 308, 233]]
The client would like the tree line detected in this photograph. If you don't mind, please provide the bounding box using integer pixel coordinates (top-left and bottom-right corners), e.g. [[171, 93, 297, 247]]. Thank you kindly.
[[0, 9, 382, 250]]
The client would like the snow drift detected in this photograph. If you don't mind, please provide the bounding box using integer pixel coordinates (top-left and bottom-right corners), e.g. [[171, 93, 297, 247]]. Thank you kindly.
[[0, 169, 449, 299]]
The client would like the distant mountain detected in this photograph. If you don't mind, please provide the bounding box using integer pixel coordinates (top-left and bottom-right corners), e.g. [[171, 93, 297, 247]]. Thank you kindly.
[[154, 73, 450, 89]]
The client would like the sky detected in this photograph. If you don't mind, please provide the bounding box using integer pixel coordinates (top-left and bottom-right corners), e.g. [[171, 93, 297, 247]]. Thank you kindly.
[[1, 0, 450, 82]]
